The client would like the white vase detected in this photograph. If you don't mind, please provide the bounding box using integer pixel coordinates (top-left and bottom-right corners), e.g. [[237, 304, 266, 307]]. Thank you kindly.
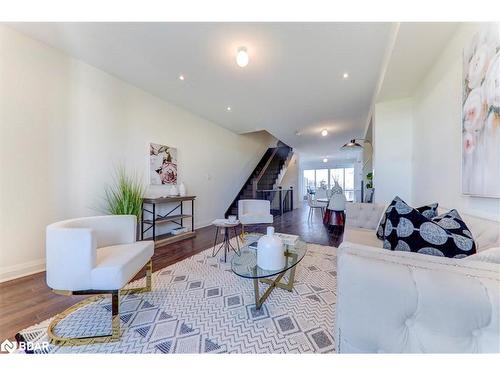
[[257, 227, 285, 270], [328, 180, 346, 211], [178, 182, 186, 196], [169, 184, 179, 196]]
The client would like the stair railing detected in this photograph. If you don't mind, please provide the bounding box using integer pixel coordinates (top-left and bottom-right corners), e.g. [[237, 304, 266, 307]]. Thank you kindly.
[[256, 186, 294, 215], [252, 147, 279, 198]]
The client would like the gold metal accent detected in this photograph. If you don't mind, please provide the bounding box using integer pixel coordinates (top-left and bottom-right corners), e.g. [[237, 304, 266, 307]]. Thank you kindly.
[[252, 252, 298, 310], [239, 224, 247, 242], [47, 260, 153, 346]]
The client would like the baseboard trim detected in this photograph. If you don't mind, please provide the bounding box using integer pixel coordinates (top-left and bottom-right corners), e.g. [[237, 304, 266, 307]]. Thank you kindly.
[[0, 259, 46, 283]]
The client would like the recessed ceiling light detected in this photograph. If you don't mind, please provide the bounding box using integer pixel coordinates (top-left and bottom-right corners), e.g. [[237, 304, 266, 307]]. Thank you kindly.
[[179, 74, 185, 81], [226, 106, 231, 111], [323, 158, 328, 163], [295, 130, 301, 136], [321, 129, 328, 137], [236, 47, 249, 68], [343, 72, 349, 79]]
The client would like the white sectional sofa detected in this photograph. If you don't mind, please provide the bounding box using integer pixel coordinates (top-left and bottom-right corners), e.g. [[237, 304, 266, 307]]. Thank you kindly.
[[336, 202, 500, 353]]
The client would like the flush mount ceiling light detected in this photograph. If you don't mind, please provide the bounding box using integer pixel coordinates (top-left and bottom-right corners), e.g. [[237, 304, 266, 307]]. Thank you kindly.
[[295, 130, 301, 136], [236, 47, 249, 68], [226, 106, 232, 111], [323, 158, 328, 163], [178, 74, 185, 81], [343, 72, 349, 79], [321, 129, 328, 137]]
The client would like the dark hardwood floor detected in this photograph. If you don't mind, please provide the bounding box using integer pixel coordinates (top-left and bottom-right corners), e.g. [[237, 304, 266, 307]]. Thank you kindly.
[[0, 202, 342, 342]]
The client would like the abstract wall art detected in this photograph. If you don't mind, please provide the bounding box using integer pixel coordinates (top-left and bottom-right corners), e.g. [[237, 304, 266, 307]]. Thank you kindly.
[[149, 143, 178, 185], [462, 23, 500, 197]]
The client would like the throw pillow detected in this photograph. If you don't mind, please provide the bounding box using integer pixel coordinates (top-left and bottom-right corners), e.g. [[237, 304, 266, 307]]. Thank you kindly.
[[376, 196, 438, 240], [383, 202, 476, 258]]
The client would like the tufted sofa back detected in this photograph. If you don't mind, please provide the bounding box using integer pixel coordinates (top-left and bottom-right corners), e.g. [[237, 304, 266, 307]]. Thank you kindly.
[[345, 202, 386, 230], [336, 243, 500, 353]]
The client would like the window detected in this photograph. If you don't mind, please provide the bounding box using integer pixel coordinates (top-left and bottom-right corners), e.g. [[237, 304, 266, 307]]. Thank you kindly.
[[303, 169, 315, 194], [315, 169, 328, 189], [329, 168, 344, 190], [303, 167, 355, 201]]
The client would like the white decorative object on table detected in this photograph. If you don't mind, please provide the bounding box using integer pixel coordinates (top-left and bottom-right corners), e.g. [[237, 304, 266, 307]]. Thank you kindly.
[[178, 182, 186, 196], [328, 180, 346, 211], [257, 227, 285, 270], [169, 184, 179, 196]]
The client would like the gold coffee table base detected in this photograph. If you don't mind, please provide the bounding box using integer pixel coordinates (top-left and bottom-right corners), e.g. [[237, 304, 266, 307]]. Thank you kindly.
[[252, 251, 298, 310]]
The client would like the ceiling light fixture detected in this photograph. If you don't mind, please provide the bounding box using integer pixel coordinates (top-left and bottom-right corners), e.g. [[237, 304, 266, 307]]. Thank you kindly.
[[343, 72, 349, 79], [295, 130, 301, 136], [226, 106, 231, 111], [236, 47, 249, 68], [321, 129, 328, 137], [323, 158, 328, 163], [340, 138, 372, 151], [341, 138, 373, 170], [179, 74, 185, 81]]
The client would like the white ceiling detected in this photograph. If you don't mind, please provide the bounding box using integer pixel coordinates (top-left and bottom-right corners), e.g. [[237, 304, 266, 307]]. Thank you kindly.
[[9, 22, 458, 162], [377, 22, 460, 101]]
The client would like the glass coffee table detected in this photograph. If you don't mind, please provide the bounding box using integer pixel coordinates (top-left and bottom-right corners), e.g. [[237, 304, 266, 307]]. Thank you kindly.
[[231, 234, 307, 310]]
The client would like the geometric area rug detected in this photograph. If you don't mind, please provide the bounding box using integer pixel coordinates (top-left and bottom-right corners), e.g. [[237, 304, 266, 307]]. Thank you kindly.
[[16, 240, 337, 354]]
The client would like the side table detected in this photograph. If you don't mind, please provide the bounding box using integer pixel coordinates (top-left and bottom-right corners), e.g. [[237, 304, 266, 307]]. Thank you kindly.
[[212, 219, 241, 262]]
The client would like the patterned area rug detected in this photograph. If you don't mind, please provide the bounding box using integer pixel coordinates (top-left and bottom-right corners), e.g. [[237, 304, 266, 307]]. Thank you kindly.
[[16, 240, 337, 354]]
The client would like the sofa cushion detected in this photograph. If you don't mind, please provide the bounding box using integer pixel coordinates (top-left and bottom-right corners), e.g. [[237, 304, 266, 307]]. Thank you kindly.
[[91, 240, 154, 290], [345, 202, 386, 230], [384, 201, 476, 258], [464, 246, 500, 264], [376, 197, 438, 240], [343, 227, 382, 248]]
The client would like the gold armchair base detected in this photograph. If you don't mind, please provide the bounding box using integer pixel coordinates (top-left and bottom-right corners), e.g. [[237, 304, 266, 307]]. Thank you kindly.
[[47, 260, 153, 346]]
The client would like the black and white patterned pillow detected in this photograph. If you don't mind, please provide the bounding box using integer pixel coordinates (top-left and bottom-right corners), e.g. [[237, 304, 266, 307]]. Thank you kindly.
[[383, 201, 476, 258], [376, 196, 438, 240]]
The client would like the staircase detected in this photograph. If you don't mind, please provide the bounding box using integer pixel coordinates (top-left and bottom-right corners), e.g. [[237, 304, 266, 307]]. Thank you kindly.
[[225, 145, 293, 218]]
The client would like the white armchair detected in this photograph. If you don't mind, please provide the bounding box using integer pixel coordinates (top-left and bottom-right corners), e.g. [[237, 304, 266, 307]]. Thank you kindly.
[[46, 215, 154, 345], [238, 199, 273, 233]]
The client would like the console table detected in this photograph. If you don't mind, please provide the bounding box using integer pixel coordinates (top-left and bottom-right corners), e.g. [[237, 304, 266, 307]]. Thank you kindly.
[[141, 195, 196, 247]]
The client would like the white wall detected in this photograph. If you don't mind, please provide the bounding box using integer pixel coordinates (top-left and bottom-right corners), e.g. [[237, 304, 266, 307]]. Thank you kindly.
[[0, 26, 275, 282], [373, 98, 414, 204], [412, 23, 500, 220], [362, 120, 373, 183]]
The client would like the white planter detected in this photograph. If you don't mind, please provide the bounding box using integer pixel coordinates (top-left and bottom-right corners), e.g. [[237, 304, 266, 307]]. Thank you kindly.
[[178, 182, 186, 196], [257, 227, 285, 270], [328, 181, 346, 211], [169, 184, 179, 196]]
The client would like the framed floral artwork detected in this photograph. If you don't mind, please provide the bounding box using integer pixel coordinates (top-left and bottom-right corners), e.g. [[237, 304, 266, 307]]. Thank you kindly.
[[149, 143, 178, 185], [462, 23, 500, 198]]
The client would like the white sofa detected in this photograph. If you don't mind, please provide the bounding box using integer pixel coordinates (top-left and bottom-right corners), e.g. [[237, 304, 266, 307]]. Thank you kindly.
[[336, 202, 500, 353]]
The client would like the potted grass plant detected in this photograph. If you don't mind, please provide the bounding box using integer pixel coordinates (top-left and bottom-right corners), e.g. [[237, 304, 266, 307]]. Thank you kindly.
[[105, 166, 145, 221]]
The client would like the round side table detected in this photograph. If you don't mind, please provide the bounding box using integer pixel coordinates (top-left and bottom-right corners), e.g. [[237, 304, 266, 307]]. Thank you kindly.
[[212, 219, 241, 262]]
